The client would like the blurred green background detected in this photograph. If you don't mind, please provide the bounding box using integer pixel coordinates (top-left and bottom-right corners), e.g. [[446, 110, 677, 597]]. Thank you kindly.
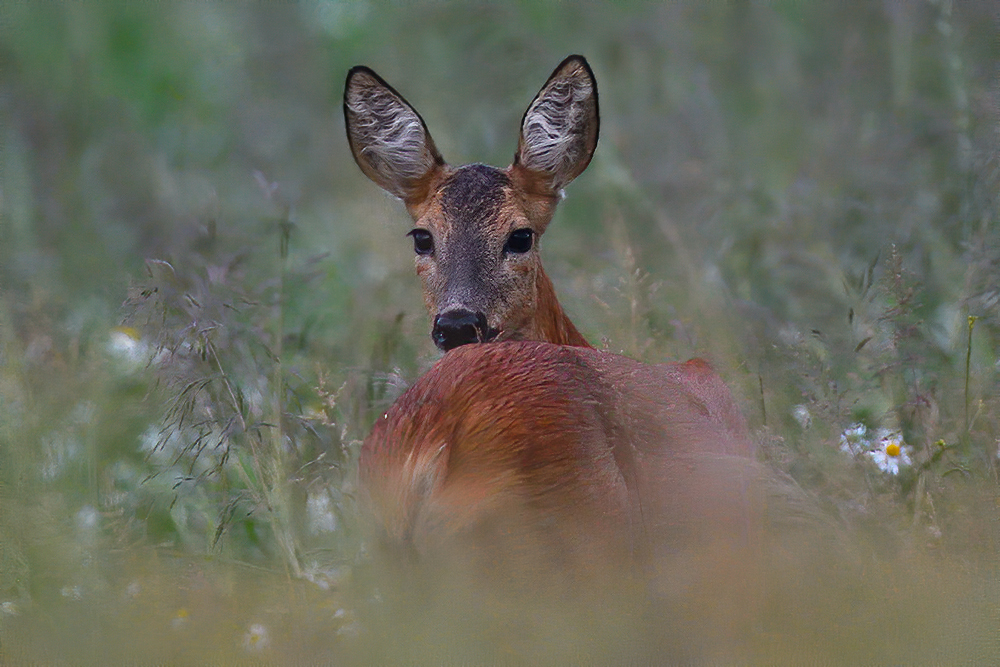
[[1, 1, 998, 663]]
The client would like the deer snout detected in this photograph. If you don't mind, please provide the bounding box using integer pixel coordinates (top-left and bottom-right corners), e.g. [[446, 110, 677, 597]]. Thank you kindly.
[[432, 310, 494, 351]]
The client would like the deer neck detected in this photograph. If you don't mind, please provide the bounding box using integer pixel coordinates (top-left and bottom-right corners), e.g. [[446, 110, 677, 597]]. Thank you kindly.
[[534, 269, 591, 348]]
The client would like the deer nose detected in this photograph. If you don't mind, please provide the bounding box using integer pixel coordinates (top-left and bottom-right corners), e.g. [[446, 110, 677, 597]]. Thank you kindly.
[[432, 310, 490, 351]]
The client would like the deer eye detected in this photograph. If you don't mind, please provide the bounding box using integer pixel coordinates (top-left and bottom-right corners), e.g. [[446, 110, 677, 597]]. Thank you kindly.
[[504, 228, 534, 255], [407, 229, 434, 256]]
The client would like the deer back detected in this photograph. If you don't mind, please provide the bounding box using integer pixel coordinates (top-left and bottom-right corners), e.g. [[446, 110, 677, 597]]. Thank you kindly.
[[360, 341, 755, 580]]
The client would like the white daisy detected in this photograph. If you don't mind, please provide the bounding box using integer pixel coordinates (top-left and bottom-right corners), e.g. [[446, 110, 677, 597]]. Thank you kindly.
[[243, 623, 269, 651], [838, 423, 869, 456], [108, 326, 148, 367], [866, 430, 911, 475]]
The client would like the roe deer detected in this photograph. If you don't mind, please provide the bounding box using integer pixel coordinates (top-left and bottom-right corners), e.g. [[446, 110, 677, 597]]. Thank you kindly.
[[357, 340, 760, 660], [344, 55, 598, 350], [345, 58, 758, 649]]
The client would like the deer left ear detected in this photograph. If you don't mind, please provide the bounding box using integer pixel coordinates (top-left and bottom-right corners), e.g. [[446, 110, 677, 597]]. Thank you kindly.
[[513, 55, 599, 195]]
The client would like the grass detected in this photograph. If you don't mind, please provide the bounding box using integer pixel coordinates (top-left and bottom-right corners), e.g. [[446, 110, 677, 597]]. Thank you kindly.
[[0, 2, 997, 663]]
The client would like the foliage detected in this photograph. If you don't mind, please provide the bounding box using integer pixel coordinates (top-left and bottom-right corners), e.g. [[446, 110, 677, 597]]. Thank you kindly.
[[0, 1, 997, 662]]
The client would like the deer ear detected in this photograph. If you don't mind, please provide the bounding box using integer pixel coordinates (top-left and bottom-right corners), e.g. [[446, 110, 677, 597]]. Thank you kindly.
[[344, 66, 446, 203], [513, 55, 599, 195]]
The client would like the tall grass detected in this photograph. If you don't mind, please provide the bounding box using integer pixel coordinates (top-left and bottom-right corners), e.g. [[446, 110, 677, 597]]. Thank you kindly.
[[0, 2, 997, 663]]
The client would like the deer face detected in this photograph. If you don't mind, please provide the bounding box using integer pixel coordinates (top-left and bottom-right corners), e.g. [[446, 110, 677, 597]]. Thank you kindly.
[[344, 56, 598, 351], [407, 164, 563, 350]]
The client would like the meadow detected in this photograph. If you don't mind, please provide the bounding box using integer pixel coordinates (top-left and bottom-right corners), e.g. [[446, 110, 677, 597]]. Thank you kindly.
[[1, 2, 997, 663]]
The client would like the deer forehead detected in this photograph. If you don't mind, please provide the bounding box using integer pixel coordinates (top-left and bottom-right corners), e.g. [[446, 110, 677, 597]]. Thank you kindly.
[[418, 165, 534, 242]]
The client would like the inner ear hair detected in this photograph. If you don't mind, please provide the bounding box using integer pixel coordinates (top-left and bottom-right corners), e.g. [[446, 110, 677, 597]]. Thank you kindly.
[[344, 66, 445, 201]]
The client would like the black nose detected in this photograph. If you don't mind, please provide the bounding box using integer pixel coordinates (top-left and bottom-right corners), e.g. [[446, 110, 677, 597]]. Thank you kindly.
[[432, 310, 489, 351]]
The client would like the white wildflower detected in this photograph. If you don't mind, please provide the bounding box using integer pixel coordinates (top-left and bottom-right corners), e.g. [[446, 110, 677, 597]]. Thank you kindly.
[[108, 326, 149, 370], [839, 423, 869, 456], [76, 505, 99, 530], [171, 608, 189, 629], [60, 585, 83, 601], [243, 623, 269, 651], [76, 505, 100, 546], [792, 405, 812, 429], [306, 490, 338, 534], [866, 430, 911, 475]]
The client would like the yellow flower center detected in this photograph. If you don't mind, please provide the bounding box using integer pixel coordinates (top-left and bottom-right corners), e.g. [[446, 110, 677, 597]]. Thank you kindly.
[[112, 325, 142, 342], [885, 442, 901, 458]]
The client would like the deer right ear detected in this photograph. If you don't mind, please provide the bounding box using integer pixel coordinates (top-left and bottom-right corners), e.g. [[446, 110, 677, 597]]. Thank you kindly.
[[344, 66, 446, 203]]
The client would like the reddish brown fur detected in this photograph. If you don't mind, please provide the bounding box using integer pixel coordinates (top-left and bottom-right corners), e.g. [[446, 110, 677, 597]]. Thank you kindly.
[[348, 58, 759, 627], [360, 341, 755, 586]]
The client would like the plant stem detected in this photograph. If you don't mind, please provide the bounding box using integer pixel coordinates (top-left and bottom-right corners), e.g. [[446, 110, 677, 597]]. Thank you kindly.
[[271, 212, 301, 578], [964, 315, 977, 433]]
